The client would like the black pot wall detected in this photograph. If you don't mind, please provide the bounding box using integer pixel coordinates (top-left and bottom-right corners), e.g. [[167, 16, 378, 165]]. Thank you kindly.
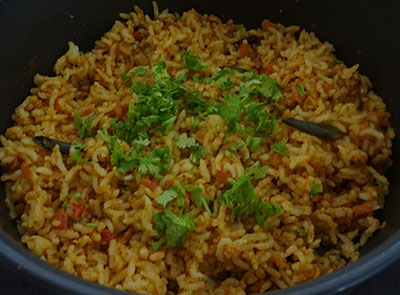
[[0, 1, 399, 295]]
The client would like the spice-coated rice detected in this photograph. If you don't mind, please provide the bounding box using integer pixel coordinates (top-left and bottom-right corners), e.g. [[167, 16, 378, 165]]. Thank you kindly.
[[0, 3, 394, 294]]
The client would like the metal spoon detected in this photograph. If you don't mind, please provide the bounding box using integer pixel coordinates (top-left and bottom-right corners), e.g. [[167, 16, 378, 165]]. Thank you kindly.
[[282, 118, 343, 139], [33, 136, 72, 157]]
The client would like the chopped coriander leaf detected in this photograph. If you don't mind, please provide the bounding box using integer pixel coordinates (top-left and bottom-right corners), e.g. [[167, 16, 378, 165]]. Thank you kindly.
[[135, 67, 147, 77], [215, 76, 233, 91], [245, 162, 269, 180], [215, 96, 243, 136], [89, 175, 93, 184], [245, 135, 262, 152], [116, 60, 190, 145], [185, 185, 211, 215], [192, 75, 205, 83], [150, 237, 166, 251], [85, 223, 98, 227], [70, 193, 81, 201], [243, 102, 277, 135], [181, 51, 206, 71], [70, 143, 88, 164], [189, 169, 199, 174], [108, 138, 170, 176], [220, 175, 283, 229], [310, 182, 322, 198], [175, 70, 188, 81], [136, 147, 171, 176], [297, 83, 305, 99], [191, 117, 200, 129], [189, 145, 209, 164], [109, 138, 136, 174], [226, 143, 245, 154], [97, 128, 112, 143], [157, 186, 184, 207], [177, 133, 209, 164], [152, 209, 196, 249], [297, 228, 308, 237], [213, 199, 219, 214], [240, 74, 282, 102], [177, 133, 197, 149], [183, 93, 208, 115], [152, 60, 170, 81], [62, 200, 68, 208], [176, 197, 185, 215], [121, 188, 130, 195], [214, 123, 219, 135], [120, 73, 133, 86], [273, 140, 289, 156], [211, 68, 235, 80], [242, 70, 257, 79], [133, 136, 150, 151], [131, 81, 149, 95], [73, 115, 95, 138]]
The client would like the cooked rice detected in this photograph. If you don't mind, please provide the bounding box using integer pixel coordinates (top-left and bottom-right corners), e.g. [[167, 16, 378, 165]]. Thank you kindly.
[[0, 4, 394, 295]]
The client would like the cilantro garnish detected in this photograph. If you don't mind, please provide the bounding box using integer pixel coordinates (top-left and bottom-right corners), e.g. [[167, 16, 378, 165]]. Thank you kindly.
[[310, 182, 322, 198], [85, 223, 98, 228], [239, 74, 282, 102], [70, 193, 81, 201], [225, 143, 245, 154], [73, 115, 94, 138], [189, 145, 209, 164], [245, 134, 262, 152], [116, 61, 188, 145], [220, 175, 283, 229], [177, 133, 197, 149], [181, 51, 206, 71], [191, 117, 200, 129], [185, 185, 211, 215], [209, 71, 281, 152], [156, 186, 184, 207], [109, 138, 170, 176], [215, 75, 233, 91], [97, 128, 112, 143], [183, 93, 208, 115], [213, 199, 219, 214], [177, 133, 209, 164], [245, 161, 269, 180], [151, 209, 196, 250], [70, 143, 88, 164], [297, 82, 305, 99], [273, 140, 289, 156], [135, 67, 147, 77], [297, 228, 307, 237], [120, 73, 133, 86]]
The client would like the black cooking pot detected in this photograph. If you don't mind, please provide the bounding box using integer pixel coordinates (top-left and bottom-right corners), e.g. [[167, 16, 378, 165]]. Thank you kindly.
[[0, 0, 399, 294]]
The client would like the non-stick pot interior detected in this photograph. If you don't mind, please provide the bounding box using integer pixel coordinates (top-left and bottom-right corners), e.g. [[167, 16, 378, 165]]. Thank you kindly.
[[0, 0, 399, 294]]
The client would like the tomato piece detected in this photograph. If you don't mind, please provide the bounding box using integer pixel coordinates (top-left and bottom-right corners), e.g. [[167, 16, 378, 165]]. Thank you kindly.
[[353, 203, 372, 220], [73, 202, 85, 218], [289, 92, 303, 104], [100, 230, 118, 246], [291, 66, 300, 73], [52, 209, 71, 230], [239, 43, 252, 57], [20, 162, 32, 179], [144, 180, 158, 191], [215, 170, 232, 185], [54, 97, 60, 112], [263, 64, 274, 75], [132, 31, 145, 41], [322, 82, 332, 93]]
